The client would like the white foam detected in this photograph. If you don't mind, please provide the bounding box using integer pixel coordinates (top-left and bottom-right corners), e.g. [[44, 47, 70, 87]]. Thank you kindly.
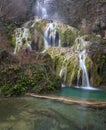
[[75, 86, 100, 91]]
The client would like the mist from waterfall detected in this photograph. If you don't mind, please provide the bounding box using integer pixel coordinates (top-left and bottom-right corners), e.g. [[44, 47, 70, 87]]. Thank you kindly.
[[36, 0, 48, 19], [35, 0, 61, 21]]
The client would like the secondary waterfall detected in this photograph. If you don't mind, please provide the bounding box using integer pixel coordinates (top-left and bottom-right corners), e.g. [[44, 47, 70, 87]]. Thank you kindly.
[[76, 37, 91, 88], [79, 50, 90, 87], [59, 53, 73, 87], [14, 28, 32, 54], [59, 58, 67, 87], [44, 21, 60, 49]]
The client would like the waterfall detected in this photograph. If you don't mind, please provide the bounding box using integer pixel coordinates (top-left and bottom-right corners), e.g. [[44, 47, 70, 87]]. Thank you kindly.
[[44, 21, 60, 49], [35, 0, 60, 21], [59, 67, 67, 87], [76, 37, 91, 88], [36, 0, 48, 19], [35, 0, 61, 49], [14, 28, 32, 54], [59, 59, 67, 87], [79, 50, 90, 87]]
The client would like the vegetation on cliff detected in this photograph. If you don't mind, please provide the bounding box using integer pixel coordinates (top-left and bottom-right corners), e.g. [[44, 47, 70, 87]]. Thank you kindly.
[[0, 50, 61, 97]]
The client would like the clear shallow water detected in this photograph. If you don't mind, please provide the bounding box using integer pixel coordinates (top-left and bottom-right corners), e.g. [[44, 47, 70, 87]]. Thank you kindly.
[[54, 87, 106, 101], [0, 97, 106, 130]]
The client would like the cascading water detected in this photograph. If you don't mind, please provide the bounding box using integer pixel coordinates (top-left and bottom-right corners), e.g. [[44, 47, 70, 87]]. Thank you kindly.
[[35, 0, 61, 50], [76, 37, 99, 90], [59, 54, 73, 87], [44, 21, 60, 49], [14, 17, 41, 54], [59, 58, 67, 87], [14, 28, 32, 54], [35, 0, 60, 21], [76, 37, 91, 88], [36, 0, 48, 19], [79, 50, 90, 87]]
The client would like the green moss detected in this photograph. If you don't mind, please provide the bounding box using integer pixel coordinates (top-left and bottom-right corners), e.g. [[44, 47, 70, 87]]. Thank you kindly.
[[35, 20, 47, 33], [47, 47, 79, 86], [3, 23, 16, 35], [66, 56, 79, 86], [61, 29, 75, 46], [94, 54, 106, 86], [9, 34, 16, 47], [91, 65, 102, 86], [59, 25, 82, 47]]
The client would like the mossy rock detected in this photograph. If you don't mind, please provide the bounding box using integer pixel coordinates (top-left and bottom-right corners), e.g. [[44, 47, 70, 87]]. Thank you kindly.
[[47, 47, 80, 86], [11, 17, 83, 53], [59, 24, 82, 47], [46, 45, 105, 88]]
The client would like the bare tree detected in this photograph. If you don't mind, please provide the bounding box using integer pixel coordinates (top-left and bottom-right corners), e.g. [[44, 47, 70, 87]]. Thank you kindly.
[[0, 0, 30, 23]]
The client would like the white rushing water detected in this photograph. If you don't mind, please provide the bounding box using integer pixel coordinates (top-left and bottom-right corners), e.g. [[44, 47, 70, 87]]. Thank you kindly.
[[36, 1, 48, 19], [79, 50, 90, 87], [36, 0, 61, 50], [44, 22, 60, 49], [35, 0, 60, 21], [14, 28, 32, 54], [76, 37, 99, 90], [59, 61, 67, 87], [59, 54, 73, 87], [76, 37, 91, 88]]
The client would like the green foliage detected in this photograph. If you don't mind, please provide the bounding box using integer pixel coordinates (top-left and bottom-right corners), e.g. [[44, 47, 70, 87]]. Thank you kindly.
[[9, 34, 16, 46], [59, 25, 82, 47], [3, 23, 16, 36], [0, 63, 61, 97], [61, 29, 76, 46]]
